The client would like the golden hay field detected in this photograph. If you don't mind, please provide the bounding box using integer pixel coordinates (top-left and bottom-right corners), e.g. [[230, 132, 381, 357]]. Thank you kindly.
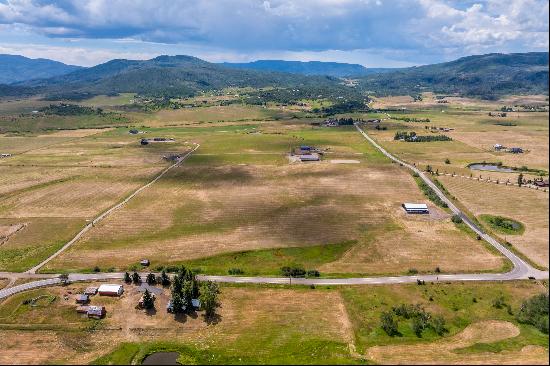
[[45, 122, 504, 274], [438, 176, 549, 268]]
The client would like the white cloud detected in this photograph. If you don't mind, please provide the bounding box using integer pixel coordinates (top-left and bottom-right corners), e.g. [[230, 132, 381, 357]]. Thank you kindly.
[[0, 0, 547, 66]]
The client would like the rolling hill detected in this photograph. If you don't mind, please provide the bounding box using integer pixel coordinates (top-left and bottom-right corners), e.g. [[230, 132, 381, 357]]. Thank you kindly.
[[357, 52, 549, 98], [15, 55, 349, 100], [0, 54, 82, 84], [221, 60, 393, 77]]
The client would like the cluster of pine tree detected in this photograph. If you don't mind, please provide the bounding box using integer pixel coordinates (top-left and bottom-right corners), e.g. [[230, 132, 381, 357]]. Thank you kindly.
[[171, 267, 200, 314]]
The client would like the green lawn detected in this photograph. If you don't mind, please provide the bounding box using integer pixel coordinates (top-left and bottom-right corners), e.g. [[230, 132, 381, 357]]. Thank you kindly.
[[175, 240, 355, 276]]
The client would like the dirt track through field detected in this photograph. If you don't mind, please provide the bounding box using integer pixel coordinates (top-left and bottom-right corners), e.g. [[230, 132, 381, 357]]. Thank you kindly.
[[25, 143, 199, 274]]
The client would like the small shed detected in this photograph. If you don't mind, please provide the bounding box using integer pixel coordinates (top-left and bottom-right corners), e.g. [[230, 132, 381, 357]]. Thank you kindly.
[[84, 287, 98, 296], [87, 306, 106, 319], [402, 203, 429, 214], [299, 153, 320, 162], [191, 298, 201, 310], [75, 294, 90, 304], [140, 259, 150, 266], [98, 284, 124, 297]]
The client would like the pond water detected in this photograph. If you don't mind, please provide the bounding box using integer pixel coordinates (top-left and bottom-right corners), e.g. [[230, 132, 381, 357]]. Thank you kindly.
[[142, 352, 179, 365], [468, 164, 514, 173]]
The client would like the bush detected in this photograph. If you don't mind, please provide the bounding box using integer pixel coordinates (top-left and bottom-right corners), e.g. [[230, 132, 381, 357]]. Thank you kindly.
[[380, 311, 399, 336], [93, 266, 101, 273], [451, 215, 463, 224], [228, 268, 244, 275], [492, 296, 506, 309], [281, 266, 306, 277], [516, 293, 549, 334], [306, 270, 320, 278]]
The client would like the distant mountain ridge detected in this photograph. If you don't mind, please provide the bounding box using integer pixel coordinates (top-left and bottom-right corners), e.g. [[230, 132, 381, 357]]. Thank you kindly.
[[0, 54, 83, 84], [1, 52, 547, 100], [13, 55, 349, 100], [221, 60, 393, 77], [357, 52, 549, 98]]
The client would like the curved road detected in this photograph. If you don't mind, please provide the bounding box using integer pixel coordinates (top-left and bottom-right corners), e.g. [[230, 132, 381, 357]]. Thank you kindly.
[[0, 128, 547, 301]]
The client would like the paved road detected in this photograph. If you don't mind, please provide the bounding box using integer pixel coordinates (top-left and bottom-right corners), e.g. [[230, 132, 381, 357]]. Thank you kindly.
[[354, 123, 547, 280], [0, 128, 547, 301], [25, 143, 200, 274]]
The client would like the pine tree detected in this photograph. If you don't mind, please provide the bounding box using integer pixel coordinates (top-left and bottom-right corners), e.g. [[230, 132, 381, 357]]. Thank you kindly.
[[518, 173, 524, 187], [160, 270, 171, 287], [172, 293, 185, 313], [142, 289, 155, 309], [200, 281, 220, 318], [146, 273, 156, 285], [132, 272, 141, 284], [124, 272, 131, 284]]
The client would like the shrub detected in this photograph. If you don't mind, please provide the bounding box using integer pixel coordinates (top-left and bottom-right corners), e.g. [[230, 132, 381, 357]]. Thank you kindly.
[[516, 293, 549, 334], [281, 266, 306, 277], [492, 296, 506, 309], [380, 311, 399, 336], [228, 268, 244, 275], [451, 215, 463, 224], [306, 270, 321, 278]]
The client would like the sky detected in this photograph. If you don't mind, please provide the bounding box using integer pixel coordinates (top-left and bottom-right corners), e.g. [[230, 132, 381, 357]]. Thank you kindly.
[[0, 0, 548, 67]]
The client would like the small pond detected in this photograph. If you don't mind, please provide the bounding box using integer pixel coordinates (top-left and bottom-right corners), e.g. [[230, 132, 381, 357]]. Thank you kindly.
[[142, 352, 179, 365], [468, 164, 514, 173]]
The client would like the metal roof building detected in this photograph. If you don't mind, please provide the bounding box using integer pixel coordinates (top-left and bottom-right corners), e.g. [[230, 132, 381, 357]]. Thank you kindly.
[[402, 203, 429, 214], [98, 284, 124, 296]]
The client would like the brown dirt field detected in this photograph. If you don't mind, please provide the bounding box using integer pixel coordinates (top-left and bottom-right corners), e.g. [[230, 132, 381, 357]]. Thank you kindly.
[[438, 176, 549, 268], [0, 279, 8, 289], [47, 161, 503, 274], [366, 320, 548, 365]]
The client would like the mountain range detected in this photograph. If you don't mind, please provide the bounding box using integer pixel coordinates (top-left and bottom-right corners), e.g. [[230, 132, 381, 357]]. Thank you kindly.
[[0, 52, 547, 100], [221, 60, 394, 77], [0, 54, 82, 84], [357, 52, 549, 99]]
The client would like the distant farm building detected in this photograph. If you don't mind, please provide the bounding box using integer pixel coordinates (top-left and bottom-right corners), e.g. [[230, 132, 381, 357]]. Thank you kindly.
[[75, 294, 90, 304], [0, 153, 12, 158], [534, 179, 549, 188], [98, 284, 124, 296], [402, 203, 429, 214], [84, 287, 98, 296], [191, 298, 201, 310], [140, 259, 150, 266], [494, 144, 505, 151], [508, 147, 523, 154], [299, 153, 320, 162], [87, 305, 106, 319]]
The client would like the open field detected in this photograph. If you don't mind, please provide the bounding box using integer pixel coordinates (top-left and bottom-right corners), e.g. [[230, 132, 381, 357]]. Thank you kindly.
[[366, 110, 548, 175], [0, 280, 546, 364], [0, 129, 194, 272], [43, 122, 504, 275], [438, 176, 549, 268]]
